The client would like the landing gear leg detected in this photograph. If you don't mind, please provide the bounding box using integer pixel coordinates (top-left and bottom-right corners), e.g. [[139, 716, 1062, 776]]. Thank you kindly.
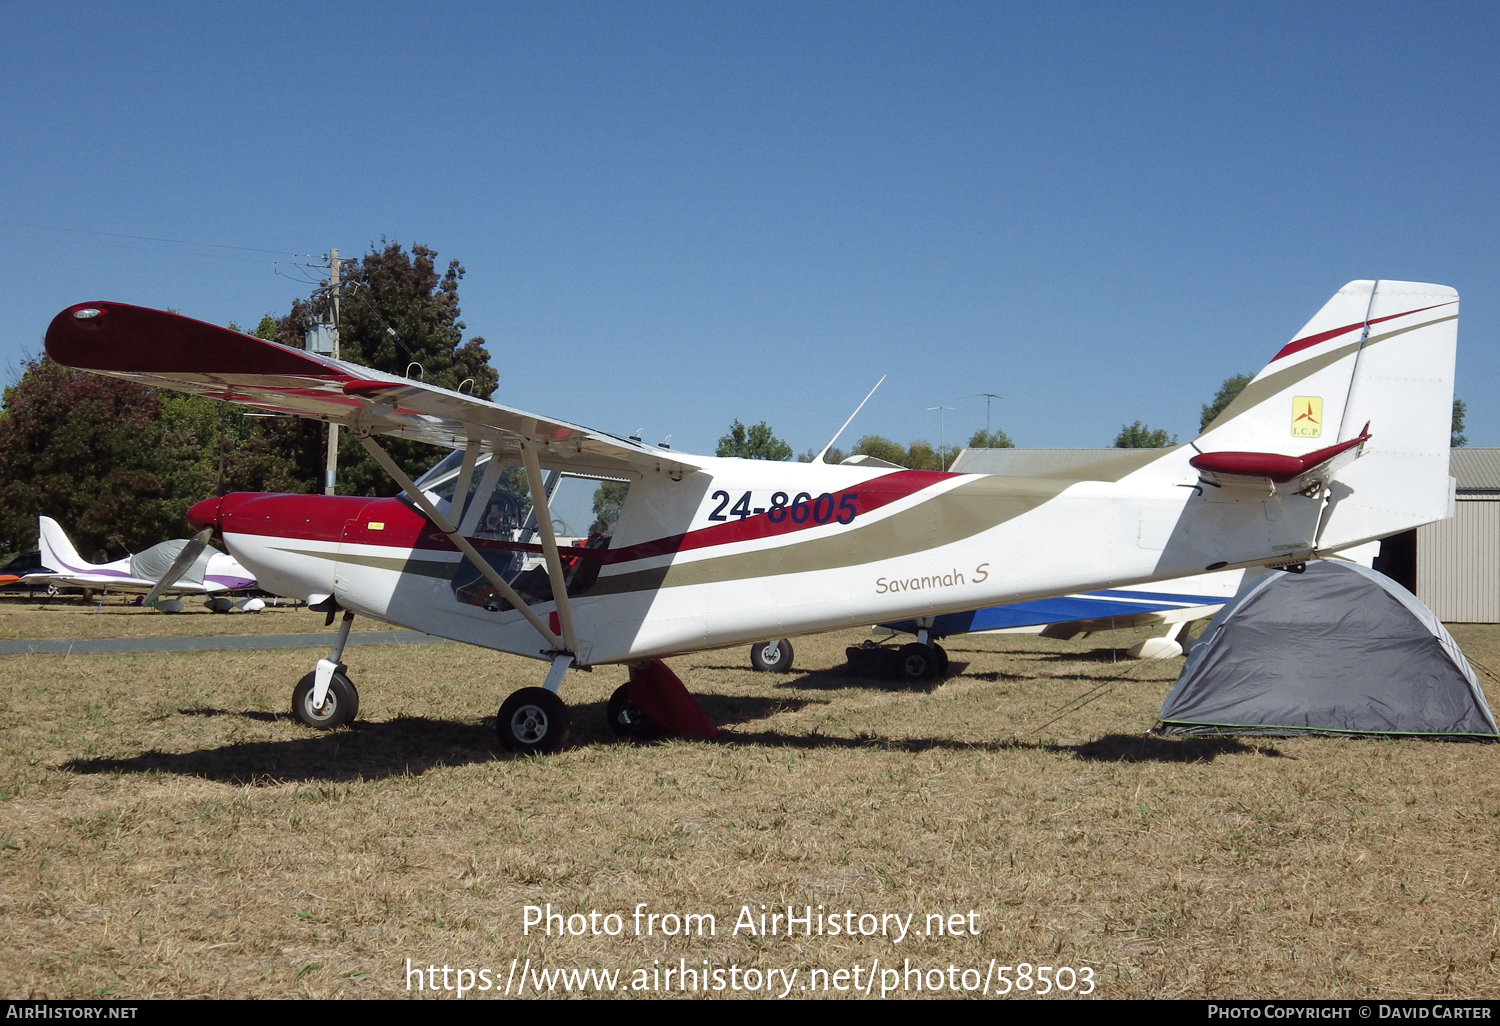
[[292, 610, 359, 729], [916, 618, 950, 678]]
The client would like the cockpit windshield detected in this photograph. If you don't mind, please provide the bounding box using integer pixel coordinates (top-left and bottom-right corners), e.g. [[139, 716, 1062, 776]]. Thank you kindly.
[[408, 449, 629, 542], [407, 448, 633, 612], [411, 449, 487, 512]]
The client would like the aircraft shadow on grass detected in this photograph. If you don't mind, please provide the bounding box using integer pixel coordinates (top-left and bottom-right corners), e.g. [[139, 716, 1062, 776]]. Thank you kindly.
[[61, 698, 1275, 784], [692, 663, 972, 694], [60, 695, 831, 784], [1020, 648, 1161, 663], [713, 731, 1277, 763], [1071, 734, 1283, 763]]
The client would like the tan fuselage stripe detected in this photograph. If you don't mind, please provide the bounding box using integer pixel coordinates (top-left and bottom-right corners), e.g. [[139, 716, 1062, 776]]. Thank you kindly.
[[262, 451, 1174, 598], [589, 472, 1089, 596]]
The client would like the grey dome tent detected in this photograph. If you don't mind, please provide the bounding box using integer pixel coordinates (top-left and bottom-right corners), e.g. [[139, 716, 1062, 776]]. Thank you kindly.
[[1158, 560, 1498, 739]]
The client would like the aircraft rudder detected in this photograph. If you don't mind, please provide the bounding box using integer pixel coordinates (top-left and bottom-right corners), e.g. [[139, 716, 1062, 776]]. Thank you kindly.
[[1195, 280, 1457, 455], [37, 516, 89, 571], [1191, 280, 1458, 548], [1318, 281, 1459, 547]]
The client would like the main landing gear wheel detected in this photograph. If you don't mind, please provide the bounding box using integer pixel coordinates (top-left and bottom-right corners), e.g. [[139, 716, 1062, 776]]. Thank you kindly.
[[897, 643, 938, 685], [497, 687, 570, 754], [931, 643, 949, 678], [749, 639, 794, 673], [291, 670, 359, 729], [606, 684, 660, 740]]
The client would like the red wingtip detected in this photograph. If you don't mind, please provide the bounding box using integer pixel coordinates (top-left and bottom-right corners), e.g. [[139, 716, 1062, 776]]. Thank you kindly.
[[46, 302, 336, 377]]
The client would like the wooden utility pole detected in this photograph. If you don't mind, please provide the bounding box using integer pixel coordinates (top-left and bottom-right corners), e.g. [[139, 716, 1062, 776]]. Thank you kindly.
[[324, 248, 340, 495]]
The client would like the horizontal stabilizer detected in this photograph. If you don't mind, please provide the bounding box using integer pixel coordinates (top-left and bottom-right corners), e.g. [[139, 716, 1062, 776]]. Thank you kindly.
[[1190, 424, 1370, 486]]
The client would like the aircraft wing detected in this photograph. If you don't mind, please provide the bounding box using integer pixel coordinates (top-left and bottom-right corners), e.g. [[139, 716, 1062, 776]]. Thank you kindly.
[[45, 302, 697, 480]]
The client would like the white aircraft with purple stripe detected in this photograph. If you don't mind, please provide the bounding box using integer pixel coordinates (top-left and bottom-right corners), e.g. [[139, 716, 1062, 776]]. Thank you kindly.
[[29, 516, 257, 604]]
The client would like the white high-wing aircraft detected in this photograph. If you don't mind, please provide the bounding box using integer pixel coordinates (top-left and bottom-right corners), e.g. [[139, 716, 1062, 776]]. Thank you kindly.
[[26, 516, 257, 612], [43, 280, 1459, 751]]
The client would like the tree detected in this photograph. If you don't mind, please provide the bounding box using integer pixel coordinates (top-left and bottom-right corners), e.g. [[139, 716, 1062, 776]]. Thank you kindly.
[[796, 446, 846, 464], [0, 358, 214, 558], [906, 440, 949, 471], [592, 480, 629, 532], [1114, 421, 1178, 448], [1200, 373, 1251, 432], [289, 241, 502, 496], [209, 311, 331, 495], [967, 428, 1014, 449], [1452, 399, 1468, 448], [844, 435, 958, 469], [716, 420, 793, 461], [334, 241, 498, 397], [850, 435, 907, 466]]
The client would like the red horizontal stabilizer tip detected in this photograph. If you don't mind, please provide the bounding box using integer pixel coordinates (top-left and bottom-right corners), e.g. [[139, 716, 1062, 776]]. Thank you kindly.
[[343, 380, 403, 396], [626, 660, 719, 740], [1190, 430, 1370, 484], [0, 576, 17, 587], [45, 302, 337, 377]]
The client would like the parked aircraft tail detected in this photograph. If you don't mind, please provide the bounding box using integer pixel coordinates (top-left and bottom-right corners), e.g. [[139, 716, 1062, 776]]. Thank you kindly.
[[1195, 280, 1458, 551], [37, 516, 90, 573]]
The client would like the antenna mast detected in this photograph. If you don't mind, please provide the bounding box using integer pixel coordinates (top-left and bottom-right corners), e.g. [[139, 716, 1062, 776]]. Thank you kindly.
[[813, 376, 886, 464]]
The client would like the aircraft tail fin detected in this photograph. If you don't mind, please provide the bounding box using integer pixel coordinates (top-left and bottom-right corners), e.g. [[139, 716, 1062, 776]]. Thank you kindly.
[[37, 516, 90, 573], [1196, 280, 1458, 550]]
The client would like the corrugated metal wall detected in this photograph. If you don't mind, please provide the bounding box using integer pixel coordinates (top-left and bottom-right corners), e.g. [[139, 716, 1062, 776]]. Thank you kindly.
[[1419, 498, 1500, 622]]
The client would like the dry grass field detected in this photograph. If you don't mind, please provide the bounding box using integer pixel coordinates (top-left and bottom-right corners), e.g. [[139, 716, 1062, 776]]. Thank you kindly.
[[2, 600, 1499, 1000], [0, 595, 394, 640]]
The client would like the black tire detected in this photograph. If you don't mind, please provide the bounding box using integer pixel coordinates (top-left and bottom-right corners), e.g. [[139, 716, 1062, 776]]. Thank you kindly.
[[749, 639, 794, 673], [606, 684, 659, 739], [896, 643, 935, 684], [497, 687, 570, 754], [932, 643, 949, 678], [291, 670, 359, 729]]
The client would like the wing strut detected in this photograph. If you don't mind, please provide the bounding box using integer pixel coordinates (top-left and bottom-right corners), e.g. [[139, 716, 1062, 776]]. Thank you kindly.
[[451, 437, 482, 524], [521, 443, 579, 654], [355, 434, 566, 654]]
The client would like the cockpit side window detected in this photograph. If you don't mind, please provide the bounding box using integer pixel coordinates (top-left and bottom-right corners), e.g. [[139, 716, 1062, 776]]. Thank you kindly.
[[410, 450, 635, 613]]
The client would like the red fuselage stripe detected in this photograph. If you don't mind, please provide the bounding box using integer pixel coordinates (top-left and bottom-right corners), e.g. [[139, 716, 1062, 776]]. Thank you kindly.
[[214, 469, 956, 565]]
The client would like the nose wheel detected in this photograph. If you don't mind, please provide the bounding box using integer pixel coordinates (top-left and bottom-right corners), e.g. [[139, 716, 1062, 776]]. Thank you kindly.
[[292, 669, 359, 729], [497, 687, 571, 753], [749, 638, 794, 672]]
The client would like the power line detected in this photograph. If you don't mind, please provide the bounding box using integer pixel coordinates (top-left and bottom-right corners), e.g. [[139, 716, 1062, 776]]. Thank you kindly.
[[0, 219, 309, 257]]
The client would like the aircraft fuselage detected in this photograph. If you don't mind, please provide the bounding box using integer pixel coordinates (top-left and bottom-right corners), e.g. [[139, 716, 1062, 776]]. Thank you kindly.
[[190, 446, 1332, 666]]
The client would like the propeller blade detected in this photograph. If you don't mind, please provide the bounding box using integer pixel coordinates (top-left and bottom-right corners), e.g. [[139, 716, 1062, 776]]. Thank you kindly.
[[144, 527, 214, 606]]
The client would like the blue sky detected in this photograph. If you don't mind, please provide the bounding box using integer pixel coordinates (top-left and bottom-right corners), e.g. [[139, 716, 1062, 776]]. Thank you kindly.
[[2, 2, 1496, 455]]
